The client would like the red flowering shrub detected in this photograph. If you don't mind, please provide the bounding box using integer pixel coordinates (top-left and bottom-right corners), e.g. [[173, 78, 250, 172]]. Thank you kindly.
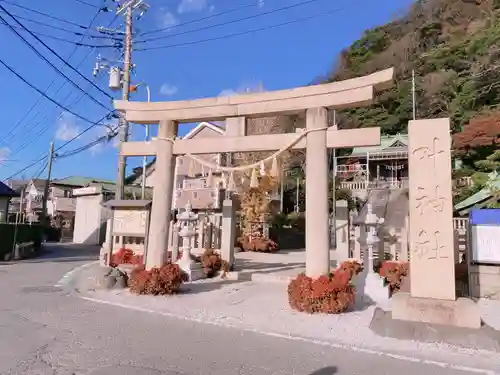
[[378, 261, 409, 297], [237, 236, 279, 252], [110, 248, 144, 267], [338, 259, 364, 278], [199, 249, 222, 278], [378, 261, 469, 297], [128, 263, 187, 295], [288, 261, 362, 314]]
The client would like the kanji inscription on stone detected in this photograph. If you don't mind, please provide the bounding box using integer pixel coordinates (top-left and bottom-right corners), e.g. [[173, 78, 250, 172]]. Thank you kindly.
[[408, 118, 455, 300], [414, 185, 447, 215], [412, 137, 444, 171], [414, 229, 448, 260]]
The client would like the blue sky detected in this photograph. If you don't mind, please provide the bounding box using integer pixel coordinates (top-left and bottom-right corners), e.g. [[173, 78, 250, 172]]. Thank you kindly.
[[0, 0, 413, 182]]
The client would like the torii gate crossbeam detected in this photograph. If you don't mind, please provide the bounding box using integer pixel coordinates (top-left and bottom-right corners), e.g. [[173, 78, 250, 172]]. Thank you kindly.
[[114, 68, 394, 277]]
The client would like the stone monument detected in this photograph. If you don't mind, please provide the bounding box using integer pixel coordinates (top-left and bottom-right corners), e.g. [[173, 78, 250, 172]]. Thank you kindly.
[[392, 118, 481, 329]]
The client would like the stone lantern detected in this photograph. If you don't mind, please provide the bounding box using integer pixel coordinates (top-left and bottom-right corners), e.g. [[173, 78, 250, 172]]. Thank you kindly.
[[364, 203, 385, 273], [175, 203, 205, 281], [355, 203, 389, 307]]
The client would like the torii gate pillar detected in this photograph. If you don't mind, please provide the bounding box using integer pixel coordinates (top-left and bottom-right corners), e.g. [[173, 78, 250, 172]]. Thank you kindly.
[[146, 120, 177, 269], [305, 107, 330, 277], [114, 67, 395, 275]]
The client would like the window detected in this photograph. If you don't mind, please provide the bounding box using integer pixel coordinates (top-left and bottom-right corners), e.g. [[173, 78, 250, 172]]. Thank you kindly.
[[193, 192, 198, 199]]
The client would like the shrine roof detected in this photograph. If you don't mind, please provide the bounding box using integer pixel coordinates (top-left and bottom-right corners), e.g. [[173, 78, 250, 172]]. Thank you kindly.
[[454, 170, 500, 214], [350, 133, 408, 156]]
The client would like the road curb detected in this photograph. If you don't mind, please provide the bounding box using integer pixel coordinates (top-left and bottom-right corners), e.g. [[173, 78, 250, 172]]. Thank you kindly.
[[79, 295, 498, 375], [55, 261, 100, 288]]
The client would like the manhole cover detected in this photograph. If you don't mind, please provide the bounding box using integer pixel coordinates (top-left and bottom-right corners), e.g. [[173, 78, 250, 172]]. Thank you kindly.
[[90, 366, 181, 375], [21, 286, 64, 293]]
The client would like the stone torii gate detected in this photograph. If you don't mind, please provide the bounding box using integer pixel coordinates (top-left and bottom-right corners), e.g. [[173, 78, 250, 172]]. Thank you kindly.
[[114, 67, 394, 277]]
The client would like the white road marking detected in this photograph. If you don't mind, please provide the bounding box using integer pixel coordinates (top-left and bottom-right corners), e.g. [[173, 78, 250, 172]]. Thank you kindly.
[[54, 261, 100, 287], [80, 295, 499, 375]]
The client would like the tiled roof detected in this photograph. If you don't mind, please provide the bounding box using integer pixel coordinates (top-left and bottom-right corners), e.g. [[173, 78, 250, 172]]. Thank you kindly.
[[350, 134, 408, 156], [31, 179, 47, 190], [52, 176, 114, 187], [0, 181, 18, 197], [6, 179, 28, 193], [454, 170, 500, 214]]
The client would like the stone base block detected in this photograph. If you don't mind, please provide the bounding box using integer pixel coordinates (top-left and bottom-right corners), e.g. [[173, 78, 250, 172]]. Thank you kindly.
[[391, 292, 481, 329], [371, 307, 500, 352], [176, 260, 205, 281]]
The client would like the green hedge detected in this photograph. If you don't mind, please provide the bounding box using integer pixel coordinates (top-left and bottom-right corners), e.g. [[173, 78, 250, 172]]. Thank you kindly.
[[0, 224, 43, 260]]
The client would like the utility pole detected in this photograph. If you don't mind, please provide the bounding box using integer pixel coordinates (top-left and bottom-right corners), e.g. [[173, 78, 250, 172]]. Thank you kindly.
[[94, 0, 150, 200], [41, 141, 54, 228], [115, 3, 133, 200]]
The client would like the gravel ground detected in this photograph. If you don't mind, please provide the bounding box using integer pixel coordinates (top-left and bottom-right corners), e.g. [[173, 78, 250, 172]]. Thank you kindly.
[[1, 244, 499, 375], [71, 263, 500, 373]]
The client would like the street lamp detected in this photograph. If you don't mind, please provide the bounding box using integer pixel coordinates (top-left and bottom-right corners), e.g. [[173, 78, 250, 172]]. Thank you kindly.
[[130, 82, 151, 199]]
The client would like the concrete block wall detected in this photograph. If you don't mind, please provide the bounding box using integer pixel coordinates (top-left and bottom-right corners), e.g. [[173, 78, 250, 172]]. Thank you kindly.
[[470, 265, 500, 300]]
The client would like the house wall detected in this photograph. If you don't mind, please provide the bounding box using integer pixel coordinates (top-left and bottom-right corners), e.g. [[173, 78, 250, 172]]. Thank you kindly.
[[50, 185, 73, 198], [175, 188, 222, 210], [133, 118, 301, 210], [73, 193, 110, 245], [140, 124, 225, 210]]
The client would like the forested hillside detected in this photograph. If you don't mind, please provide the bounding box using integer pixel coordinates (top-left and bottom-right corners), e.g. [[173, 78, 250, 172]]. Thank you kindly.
[[329, 0, 500, 134]]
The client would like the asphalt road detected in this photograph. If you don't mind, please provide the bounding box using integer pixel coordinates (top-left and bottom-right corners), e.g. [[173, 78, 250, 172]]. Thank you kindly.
[[0, 245, 493, 375]]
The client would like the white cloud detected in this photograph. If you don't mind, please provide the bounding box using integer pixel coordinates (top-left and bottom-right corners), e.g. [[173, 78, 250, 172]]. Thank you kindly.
[[88, 118, 120, 156], [0, 147, 10, 164], [219, 81, 265, 97], [219, 89, 238, 97], [157, 7, 179, 29], [178, 0, 208, 13], [89, 142, 104, 156], [258, 0, 265, 8], [159, 83, 178, 96], [55, 112, 79, 141]]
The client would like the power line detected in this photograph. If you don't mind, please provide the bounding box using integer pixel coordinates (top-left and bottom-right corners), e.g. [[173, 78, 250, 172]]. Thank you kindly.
[[4, 155, 47, 181], [4, 111, 112, 180], [136, 6, 347, 51], [1, 10, 122, 40], [56, 128, 119, 158], [135, 0, 323, 44], [73, 0, 102, 9], [1, 13, 121, 163], [2, 22, 120, 48], [138, 0, 259, 37], [32, 160, 49, 180], [0, 0, 88, 29], [0, 4, 114, 100], [0, 14, 112, 111], [0, 7, 104, 146], [1, 7, 119, 180], [0, 57, 114, 127]]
